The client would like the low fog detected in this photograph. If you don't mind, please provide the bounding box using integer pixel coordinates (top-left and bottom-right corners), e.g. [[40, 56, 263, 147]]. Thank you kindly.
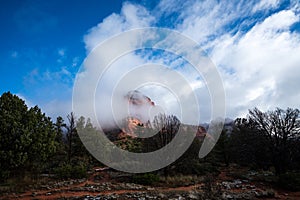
[[73, 50, 211, 130]]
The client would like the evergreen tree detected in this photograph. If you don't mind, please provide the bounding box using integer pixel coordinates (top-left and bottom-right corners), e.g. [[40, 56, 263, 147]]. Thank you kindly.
[[0, 92, 57, 179]]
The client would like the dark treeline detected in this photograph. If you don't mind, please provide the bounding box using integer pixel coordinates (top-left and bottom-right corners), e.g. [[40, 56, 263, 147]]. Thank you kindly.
[[0, 92, 99, 181], [1, 91, 300, 190], [229, 108, 300, 174]]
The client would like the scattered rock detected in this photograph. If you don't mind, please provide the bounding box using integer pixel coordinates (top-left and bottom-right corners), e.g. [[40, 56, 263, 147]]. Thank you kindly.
[[188, 192, 198, 199], [222, 193, 233, 199], [254, 189, 275, 198]]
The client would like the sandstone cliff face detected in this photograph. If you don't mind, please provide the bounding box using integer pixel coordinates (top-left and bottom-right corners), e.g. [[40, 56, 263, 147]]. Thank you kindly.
[[118, 117, 143, 139], [117, 91, 154, 138], [110, 90, 208, 140]]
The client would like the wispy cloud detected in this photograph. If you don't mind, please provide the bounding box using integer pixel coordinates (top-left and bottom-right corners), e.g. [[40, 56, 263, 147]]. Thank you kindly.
[[58, 48, 66, 57], [22, 60, 76, 119], [72, 57, 80, 67], [10, 51, 18, 58], [17, 0, 299, 123], [83, 2, 155, 53], [80, 0, 300, 123], [252, 0, 280, 13], [210, 7, 300, 116]]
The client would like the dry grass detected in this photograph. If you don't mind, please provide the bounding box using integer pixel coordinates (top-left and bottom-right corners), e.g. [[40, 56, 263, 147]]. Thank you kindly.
[[158, 174, 204, 187]]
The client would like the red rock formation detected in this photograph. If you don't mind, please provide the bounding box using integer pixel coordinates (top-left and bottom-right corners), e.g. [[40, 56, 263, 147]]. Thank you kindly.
[[196, 126, 207, 138], [126, 90, 155, 107], [118, 91, 155, 138], [116, 91, 210, 141]]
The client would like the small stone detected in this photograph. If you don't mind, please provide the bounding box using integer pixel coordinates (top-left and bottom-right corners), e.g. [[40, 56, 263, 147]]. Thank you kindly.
[[222, 193, 233, 199], [158, 193, 166, 198], [233, 180, 242, 184], [175, 195, 183, 200], [188, 193, 198, 199]]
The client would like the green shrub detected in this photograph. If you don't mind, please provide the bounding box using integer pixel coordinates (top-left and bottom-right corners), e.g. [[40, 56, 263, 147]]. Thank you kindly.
[[277, 172, 300, 191], [159, 175, 200, 187], [0, 170, 10, 182], [54, 163, 87, 179], [175, 159, 220, 176], [190, 162, 219, 175], [132, 173, 160, 185], [71, 165, 87, 178]]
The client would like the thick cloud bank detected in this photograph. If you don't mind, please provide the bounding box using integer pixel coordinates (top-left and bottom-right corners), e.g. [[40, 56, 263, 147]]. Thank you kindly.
[[76, 0, 300, 126]]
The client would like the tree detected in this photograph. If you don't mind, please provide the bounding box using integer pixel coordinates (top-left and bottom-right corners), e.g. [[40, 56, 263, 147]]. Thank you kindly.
[[172, 128, 204, 175], [75, 116, 97, 163], [248, 107, 300, 174], [66, 112, 78, 163], [50, 116, 67, 167], [145, 114, 181, 176], [54, 116, 66, 144], [230, 118, 271, 169], [0, 92, 29, 179], [0, 92, 57, 179], [24, 106, 57, 173], [209, 129, 231, 166], [65, 114, 95, 164], [141, 114, 180, 152]]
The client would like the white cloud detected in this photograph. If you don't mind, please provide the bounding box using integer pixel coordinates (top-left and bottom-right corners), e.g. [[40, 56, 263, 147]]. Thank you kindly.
[[159, 0, 254, 45], [72, 57, 80, 67], [78, 4, 157, 127], [250, 10, 299, 32], [76, 0, 300, 126], [79, 15, 209, 126], [210, 9, 300, 118], [252, 0, 280, 13], [22, 65, 75, 120], [74, 44, 205, 127], [58, 48, 65, 56], [42, 99, 72, 121], [83, 2, 155, 53], [16, 93, 34, 108]]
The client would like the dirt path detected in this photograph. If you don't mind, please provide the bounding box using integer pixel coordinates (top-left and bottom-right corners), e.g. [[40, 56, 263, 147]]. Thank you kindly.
[[2, 168, 203, 200], [2, 167, 300, 200], [4, 182, 204, 200]]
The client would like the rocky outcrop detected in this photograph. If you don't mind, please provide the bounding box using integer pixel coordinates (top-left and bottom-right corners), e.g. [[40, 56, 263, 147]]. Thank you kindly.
[[117, 90, 155, 138], [126, 90, 155, 107]]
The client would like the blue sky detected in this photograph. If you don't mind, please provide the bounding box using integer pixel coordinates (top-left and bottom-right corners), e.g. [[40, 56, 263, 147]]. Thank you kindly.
[[0, 0, 123, 117], [1, 0, 300, 122], [0, 0, 122, 92]]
